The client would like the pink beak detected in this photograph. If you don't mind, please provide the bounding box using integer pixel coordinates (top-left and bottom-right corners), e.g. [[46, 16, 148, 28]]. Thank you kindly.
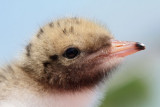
[[110, 40, 145, 57]]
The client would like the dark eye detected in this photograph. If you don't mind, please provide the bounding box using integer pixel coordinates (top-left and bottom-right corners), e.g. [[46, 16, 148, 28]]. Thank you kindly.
[[63, 48, 80, 59]]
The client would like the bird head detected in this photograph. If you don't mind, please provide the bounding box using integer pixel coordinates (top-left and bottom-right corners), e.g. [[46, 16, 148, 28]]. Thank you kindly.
[[20, 18, 145, 91]]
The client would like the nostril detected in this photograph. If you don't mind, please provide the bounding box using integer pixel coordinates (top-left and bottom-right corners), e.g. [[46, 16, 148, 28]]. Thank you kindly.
[[135, 42, 146, 50]]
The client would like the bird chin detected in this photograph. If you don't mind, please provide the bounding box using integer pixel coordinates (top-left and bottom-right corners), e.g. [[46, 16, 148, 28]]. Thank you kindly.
[[100, 56, 123, 71], [92, 56, 123, 74]]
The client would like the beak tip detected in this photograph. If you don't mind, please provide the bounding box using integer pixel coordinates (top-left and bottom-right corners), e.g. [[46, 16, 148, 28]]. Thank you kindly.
[[135, 42, 146, 50]]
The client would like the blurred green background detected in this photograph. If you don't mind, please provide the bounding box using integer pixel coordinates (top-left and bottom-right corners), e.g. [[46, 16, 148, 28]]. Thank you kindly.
[[0, 0, 160, 107]]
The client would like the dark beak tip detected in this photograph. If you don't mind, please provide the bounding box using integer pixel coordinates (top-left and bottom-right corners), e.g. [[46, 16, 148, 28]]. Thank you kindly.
[[135, 42, 146, 50]]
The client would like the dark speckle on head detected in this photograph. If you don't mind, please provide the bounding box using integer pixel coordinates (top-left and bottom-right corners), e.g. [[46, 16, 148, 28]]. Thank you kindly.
[[40, 28, 44, 33], [43, 61, 51, 68], [26, 43, 32, 57], [72, 17, 80, 24], [49, 22, 54, 28], [49, 55, 58, 61], [62, 28, 67, 34], [37, 28, 44, 38], [69, 26, 74, 33]]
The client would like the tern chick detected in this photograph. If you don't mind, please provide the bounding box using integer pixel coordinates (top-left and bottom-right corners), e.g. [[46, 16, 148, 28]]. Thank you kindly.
[[0, 17, 145, 107]]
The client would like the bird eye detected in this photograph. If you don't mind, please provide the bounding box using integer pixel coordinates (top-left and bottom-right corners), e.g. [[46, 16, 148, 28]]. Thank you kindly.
[[63, 48, 80, 59]]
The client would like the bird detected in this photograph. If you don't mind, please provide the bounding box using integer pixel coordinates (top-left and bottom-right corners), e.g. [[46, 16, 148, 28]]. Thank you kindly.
[[0, 17, 145, 107]]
